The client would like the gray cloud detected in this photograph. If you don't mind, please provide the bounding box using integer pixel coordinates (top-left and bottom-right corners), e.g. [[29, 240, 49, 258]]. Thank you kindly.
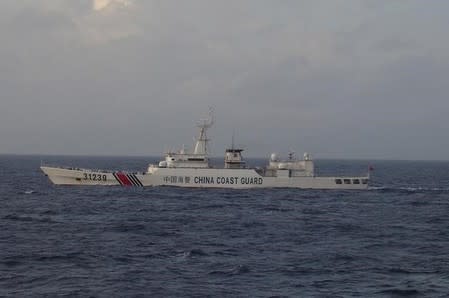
[[1, 0, 449, 160]]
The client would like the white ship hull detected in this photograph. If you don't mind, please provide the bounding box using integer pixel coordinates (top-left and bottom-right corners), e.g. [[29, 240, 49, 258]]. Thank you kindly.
[[41, 166, 369, 190]]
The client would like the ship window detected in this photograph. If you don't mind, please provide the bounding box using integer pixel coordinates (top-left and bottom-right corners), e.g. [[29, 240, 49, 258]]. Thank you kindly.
[[234, 153, 238, 158], [335, 179, 342, 184], [353, 179, 360, 184], [362, 179, 368, 184], [344, 179, 351, 184], [187, 158, 205, 161]]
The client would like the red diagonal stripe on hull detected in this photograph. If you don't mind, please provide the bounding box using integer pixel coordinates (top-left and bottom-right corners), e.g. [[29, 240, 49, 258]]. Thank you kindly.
[[116, 172, 133, 186]]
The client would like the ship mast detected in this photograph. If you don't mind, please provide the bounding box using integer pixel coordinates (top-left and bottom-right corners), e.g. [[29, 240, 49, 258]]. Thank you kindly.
[[193, 108, 214, 155]]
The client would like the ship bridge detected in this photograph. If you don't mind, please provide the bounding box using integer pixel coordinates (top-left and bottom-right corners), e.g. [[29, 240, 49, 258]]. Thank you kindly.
[[150, 109, 214, 170]]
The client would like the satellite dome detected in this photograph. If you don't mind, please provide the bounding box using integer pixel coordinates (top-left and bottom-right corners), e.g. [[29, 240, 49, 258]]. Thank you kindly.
[[270, 153, 279, 162]]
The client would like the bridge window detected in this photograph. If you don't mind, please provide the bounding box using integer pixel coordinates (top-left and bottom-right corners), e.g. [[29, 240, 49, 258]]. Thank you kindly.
[[335, 179, 342, 184], [353, 179, 360, 184], [344, 179, 351, 184]]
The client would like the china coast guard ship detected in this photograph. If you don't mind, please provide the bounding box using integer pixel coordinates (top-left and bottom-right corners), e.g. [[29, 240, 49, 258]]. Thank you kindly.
[[41, 112, 370, 189]]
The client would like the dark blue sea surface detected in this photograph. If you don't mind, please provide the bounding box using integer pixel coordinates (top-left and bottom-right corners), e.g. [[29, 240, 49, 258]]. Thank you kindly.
[[1, 155, 449, 297]]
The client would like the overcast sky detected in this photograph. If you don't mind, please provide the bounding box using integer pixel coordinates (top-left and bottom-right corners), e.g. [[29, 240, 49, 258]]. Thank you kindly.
[[1, 0, 449, 160]]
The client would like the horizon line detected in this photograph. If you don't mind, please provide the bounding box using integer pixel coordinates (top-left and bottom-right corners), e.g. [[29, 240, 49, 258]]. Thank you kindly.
[[1, 153, 449, 162]]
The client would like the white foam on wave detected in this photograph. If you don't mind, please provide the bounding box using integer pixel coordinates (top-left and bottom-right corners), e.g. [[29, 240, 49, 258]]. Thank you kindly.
[[369, 186, 449, 192]]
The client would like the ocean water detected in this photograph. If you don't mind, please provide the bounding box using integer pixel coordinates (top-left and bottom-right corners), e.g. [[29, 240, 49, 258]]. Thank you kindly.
[[1, 155, 449, 297]]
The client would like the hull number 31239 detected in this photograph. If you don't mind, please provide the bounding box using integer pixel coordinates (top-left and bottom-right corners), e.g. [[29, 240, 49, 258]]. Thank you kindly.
[[83, 173, 107, 181]]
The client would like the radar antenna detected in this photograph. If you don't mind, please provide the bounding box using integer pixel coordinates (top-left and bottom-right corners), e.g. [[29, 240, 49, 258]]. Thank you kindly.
[[197, 107, 214, 129], [288, 150, 296, 161]]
